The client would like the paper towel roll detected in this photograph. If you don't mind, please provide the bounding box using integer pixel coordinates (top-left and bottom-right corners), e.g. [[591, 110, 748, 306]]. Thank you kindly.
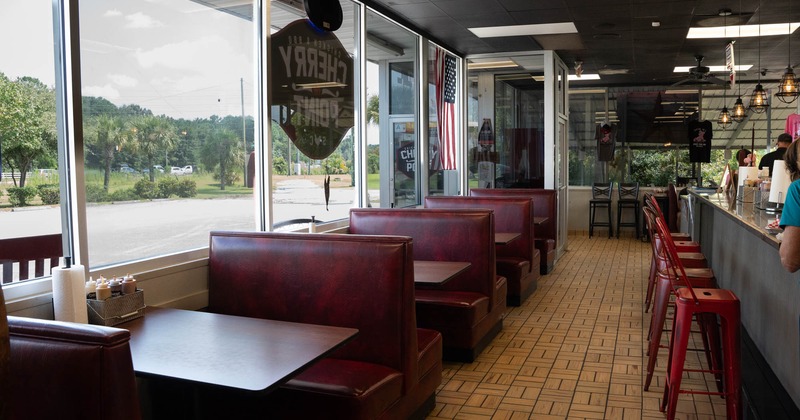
[[769, 160, 791, 204], [52, 264, 88, 323], [738, 167, 758, 187]]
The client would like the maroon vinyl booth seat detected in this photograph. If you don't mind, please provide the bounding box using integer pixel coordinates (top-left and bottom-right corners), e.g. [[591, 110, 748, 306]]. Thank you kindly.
[[470, 188, 557, 274], [6, 316, 141, 420], [424, 196, 540, 306], [207, 231, 442, 420], [348, 208, 506, 363]]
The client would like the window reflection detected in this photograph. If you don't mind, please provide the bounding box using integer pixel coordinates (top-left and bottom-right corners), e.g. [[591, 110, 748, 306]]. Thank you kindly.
[[79, 0, 255, 268], [0, 0, 63, 284]]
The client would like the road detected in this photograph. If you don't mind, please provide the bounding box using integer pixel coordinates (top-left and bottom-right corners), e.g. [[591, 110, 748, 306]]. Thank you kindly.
[[1, 179, 359, 267]]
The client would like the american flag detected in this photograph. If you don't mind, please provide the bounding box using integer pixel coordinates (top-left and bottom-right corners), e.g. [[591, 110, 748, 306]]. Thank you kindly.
[[435, 48, 457, 170]]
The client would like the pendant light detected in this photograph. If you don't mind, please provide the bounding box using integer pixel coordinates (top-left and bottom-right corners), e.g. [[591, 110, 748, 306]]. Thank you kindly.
[[718, 105, 732, 129], [732, 1, 747, 122], [718, 10, 733, 130], [776, 1, 799, 104], [749, 0, 769, 113]]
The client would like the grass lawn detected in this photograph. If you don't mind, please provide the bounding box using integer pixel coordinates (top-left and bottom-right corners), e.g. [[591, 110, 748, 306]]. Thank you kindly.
[[367, 173, 380, 190]]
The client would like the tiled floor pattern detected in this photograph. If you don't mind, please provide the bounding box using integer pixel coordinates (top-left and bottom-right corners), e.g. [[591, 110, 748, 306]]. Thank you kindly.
[[428, 234, 729, 419]]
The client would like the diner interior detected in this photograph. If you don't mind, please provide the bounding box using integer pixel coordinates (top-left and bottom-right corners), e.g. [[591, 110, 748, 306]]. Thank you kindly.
[[2, 0, 800, 419]]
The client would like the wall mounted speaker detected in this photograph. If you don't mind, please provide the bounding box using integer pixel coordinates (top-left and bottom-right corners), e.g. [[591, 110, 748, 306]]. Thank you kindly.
[[304, 0, 343, 32]]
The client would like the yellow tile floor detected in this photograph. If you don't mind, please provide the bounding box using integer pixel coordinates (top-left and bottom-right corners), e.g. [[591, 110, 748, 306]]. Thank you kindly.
[[428, 233, 729, 419]]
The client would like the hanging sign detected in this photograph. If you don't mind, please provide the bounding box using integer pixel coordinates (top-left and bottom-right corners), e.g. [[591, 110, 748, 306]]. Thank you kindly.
[[726, 41, 736, 87], [271, 19, 354, 159]]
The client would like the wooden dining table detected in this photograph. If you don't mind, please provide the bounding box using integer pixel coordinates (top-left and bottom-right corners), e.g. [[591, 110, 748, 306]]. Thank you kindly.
[[495, 232, 521, 244], [124, 306, 358, 393], [533, 216, 549, 227], [413, 260, 471, 285]]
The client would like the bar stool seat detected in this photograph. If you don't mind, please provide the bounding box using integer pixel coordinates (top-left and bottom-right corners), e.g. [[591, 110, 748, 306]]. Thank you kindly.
[[589, 182, 613, 238], [616, 182, 640, 238]]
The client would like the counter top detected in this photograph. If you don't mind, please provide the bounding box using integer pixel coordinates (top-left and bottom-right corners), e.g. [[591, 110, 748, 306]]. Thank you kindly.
[[688, 189, 782, 249]]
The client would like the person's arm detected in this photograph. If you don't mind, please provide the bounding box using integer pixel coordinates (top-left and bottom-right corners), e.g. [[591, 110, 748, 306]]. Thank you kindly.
[[781, 226, 800, 272]]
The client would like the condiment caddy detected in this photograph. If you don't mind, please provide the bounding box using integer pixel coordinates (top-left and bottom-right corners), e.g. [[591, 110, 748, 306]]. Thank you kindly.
[[85, 274, 145, 326]]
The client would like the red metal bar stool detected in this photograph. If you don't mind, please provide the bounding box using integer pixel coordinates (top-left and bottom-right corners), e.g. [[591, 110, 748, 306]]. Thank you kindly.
[[644, 193, 691, 241], [644, 209, 720, 392], [643, 207, 707, 313], [655, 216, 741, 420]]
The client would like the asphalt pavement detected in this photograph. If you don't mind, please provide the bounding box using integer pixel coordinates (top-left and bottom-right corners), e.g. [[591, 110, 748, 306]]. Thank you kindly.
[[2, 179, 357, 268]]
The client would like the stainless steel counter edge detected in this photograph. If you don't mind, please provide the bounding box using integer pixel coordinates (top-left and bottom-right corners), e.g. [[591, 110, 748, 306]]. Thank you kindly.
[[689, 189, 781, 250]]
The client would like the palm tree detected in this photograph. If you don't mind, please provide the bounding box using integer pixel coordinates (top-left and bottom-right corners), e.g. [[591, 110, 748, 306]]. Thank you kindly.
[[132, 115, 177, 182], [89, 115, 131, 191], [200, 127, 243, 190]]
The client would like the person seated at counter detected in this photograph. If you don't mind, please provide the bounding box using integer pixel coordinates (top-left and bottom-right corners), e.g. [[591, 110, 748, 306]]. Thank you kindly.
[[726, 148, 752, 195], [759, 132, 792, 176], [778, 139, 800, 272]]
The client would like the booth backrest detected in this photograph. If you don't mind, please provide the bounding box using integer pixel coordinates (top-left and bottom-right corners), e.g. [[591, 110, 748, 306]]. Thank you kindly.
[[348, 208, 496, 304], [7, 316, 141, 420], [470, 188, 557, 241], [207, 231, 418, 390], [424, 196, 535, 265]]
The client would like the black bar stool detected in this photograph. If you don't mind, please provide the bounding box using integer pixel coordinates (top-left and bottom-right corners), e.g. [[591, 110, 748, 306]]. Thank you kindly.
[[589, 182, 613, 237], [616, 182, 640, 238]]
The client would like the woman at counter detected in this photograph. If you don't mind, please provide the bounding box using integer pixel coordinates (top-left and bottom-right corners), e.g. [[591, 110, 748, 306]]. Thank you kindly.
[[778, 139, 800, 272]]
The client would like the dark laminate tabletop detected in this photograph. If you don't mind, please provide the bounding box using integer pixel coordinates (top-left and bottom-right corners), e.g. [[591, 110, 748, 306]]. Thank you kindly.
[[413, 260, 471, 285], [495, 232, 521, 244], [124, 306, 358, 393]]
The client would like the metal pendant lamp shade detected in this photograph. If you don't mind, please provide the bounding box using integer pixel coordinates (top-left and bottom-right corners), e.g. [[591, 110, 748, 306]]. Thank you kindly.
[[717, 106, 732, 129], [776, 67, 799, 104], [731, 97, 747, 122], [748, 83, 769, 113]]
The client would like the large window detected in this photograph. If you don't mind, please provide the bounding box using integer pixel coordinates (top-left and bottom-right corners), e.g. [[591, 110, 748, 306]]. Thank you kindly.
[[0, 0, 62, 284], [269, 0, 357, 227], [78, 0, 256, 268], [365, 10, 419, 208]]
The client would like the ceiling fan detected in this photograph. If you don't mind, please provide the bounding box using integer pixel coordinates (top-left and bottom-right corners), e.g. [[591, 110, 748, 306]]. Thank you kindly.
[[670, 55, 728, 87]]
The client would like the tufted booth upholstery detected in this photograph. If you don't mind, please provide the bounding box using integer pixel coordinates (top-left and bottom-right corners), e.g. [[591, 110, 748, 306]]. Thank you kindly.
[[424, 196, 540, 306], [207, 231, 441, 420], [349, 208, 506, 362], [470, 188, 558, 274], [6, 316, 141, 420]]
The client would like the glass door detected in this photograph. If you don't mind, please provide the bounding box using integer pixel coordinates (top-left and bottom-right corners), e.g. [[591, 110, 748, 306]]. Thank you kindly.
[[391, 117, 416, 207]]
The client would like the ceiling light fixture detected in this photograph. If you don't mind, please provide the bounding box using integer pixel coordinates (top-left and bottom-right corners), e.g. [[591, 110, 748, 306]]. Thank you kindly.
[[673, 64, 751, 73], [467, 60, 519, 70], [468, 22, 578, 38], [777, 2, 800, 104], [749, 0, 769, 114], [687, 22, 800, 39]]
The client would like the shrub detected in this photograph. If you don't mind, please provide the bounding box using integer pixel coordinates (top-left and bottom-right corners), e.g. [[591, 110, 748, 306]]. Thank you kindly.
[[109, 188, 138, 202], [7, 186, 38, 207], [133, 179, 157, 200], [36, 184, 61, 205], [85, 184, 109, 202], [157, 178, 179, 198], [175, 179, 197, 198]]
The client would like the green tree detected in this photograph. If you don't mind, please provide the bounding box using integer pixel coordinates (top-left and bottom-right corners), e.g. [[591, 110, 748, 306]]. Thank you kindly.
[[0, 74, 57, 187], [200, 128, 243, 190], [87, 115, 132, 191], [323, 152, 348, 175], [367, 94, 379, 125], [132, 115, 177, 182]]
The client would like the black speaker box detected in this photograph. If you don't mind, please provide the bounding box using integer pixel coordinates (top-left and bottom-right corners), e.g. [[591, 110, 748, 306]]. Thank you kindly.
[[304, 0, 343, 32]]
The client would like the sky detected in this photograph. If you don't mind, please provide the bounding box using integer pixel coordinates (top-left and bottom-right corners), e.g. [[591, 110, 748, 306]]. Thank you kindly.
[[1, 0, 380, 141], [1, 0, 254, 120]]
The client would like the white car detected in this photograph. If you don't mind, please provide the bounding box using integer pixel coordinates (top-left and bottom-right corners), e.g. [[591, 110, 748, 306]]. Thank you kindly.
[[182, 165, 193, 174], [170, 166, 184, 175]]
